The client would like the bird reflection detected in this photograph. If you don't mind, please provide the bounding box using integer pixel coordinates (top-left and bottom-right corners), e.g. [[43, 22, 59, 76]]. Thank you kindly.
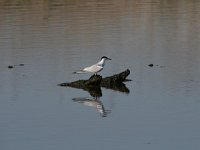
[[72, 97, 111, 117]]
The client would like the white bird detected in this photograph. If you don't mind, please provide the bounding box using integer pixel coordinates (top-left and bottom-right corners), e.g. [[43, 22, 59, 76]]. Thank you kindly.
[[73, 56, 111, 75]]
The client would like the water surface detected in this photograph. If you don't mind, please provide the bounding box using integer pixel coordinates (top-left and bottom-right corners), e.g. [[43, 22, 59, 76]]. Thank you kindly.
[[0, 1, 200, 150]]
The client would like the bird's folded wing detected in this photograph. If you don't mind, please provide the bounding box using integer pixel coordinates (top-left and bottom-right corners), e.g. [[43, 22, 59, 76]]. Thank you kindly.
[[83, 64, 103, 73]]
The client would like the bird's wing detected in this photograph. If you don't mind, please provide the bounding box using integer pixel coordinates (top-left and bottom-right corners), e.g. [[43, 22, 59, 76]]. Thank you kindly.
[[83, 64, 103, 73]]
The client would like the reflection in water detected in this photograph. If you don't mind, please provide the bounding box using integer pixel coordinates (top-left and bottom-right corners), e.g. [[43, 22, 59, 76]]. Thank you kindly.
[[101, 82, 130, 94], [65, 75, 130, 117], [85, 86, 102, 97], [72, 97, 111, 117], [63, 81, 130, 97], [60, 72, 130, 117]]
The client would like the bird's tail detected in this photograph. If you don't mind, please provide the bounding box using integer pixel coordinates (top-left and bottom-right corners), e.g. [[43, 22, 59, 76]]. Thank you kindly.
[[73, 70, 87, 74]]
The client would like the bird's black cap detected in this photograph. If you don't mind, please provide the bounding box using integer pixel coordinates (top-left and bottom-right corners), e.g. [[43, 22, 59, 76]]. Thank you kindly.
[[101, 56, 111, 60]]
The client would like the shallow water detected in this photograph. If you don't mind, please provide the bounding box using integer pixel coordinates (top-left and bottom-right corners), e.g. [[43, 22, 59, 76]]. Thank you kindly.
[[0, 1, 200, 150]]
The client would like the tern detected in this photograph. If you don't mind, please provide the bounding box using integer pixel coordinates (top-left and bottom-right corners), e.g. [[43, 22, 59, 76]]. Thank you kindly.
[[73, 56, 111, 75]]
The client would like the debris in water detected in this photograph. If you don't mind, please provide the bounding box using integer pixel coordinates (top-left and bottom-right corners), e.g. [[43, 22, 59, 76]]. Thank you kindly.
[[148, 64, 154, 67], [8, 65, 14, 69], [8, 64, 25, 69]]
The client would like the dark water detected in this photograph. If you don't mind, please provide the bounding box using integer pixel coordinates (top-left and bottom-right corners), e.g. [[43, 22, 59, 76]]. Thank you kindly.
[[0, 1, 200, 150]]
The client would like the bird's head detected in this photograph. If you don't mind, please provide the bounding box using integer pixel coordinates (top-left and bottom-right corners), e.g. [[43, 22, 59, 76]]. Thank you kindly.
[[101, 56, 112, 60]]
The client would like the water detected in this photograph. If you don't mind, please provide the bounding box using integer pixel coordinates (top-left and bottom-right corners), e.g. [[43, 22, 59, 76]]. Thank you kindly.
[[0, 1, 200, 150]]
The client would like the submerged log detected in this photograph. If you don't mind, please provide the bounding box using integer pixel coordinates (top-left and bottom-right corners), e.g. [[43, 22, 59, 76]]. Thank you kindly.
[[101, 69, 130, 86], [101, 69, 130, 93], [58, 69, 131, 96], [59, 75, 102, 88], [59, 75, 103, 97]]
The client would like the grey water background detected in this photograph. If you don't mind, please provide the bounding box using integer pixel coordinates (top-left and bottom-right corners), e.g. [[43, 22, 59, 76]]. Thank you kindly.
[[0, 1, 200, 150]]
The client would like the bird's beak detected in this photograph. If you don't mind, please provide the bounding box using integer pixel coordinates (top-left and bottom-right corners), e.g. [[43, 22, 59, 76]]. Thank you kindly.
[[107, 58, 112, 60]]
